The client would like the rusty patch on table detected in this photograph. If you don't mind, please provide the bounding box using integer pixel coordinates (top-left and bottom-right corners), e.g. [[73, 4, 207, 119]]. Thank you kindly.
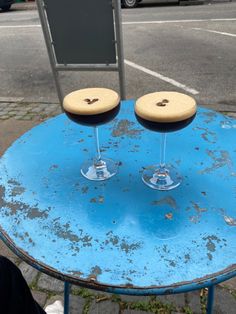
[[7, 179, 21, 186], [200, 111, 218, 123], [165, 212, 173, 220], [202, 235, 222, 259], [200, 150, 235, 175], [90, 196, 104, 204], [151, 196, 177, 209], [192, 202, 207, 213], [53, 222, 93, 247], [0, 183, 49, 219], [0, 185, 6, 206], [82, 186, 89, 194], [194, 127, 217, 144], [27, 207, 49, 220], [68, 270, 84, 277], [112, 120, 143, 138], [87, 267, 102, 282], [188, 202, 207, 224], [10, 186, 25, 197], [52, 221, 93, 245], [91, 265, 102, 276], [104, 231, 142, 253], [8, 179, 26, 196], [184, 254, 190, 263], [49, 164, 59, 171]]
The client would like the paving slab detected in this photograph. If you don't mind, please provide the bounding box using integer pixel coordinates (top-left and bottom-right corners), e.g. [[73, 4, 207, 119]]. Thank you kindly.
[[0, 242, 20, 264], [69, 295, 86, 314], [32, 290, 48, 308], [161, 294, 186, 308], [186, 290, 202, 314], [37, 273, 64, 293], [213, 287, 236, 314], [122, 310, 153, 314], [19, 261, 39, 285], [0, 102, 61, 122], [0, 117, 37, 156], [219, 277, 236, 290], [120, 295, 151, 303], [88, 300, 120, 314]]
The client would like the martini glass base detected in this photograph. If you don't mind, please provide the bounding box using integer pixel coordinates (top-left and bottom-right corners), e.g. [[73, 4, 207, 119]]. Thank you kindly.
[[81, 157, 118, 181], [142, 164, 182, 191]]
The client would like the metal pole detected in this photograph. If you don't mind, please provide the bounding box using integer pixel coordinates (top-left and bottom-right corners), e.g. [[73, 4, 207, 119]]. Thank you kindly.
[[36, 0, 64, 107], [64, 282, 70, 314], [207, 285, 215, 314], [113, 0, 126, 100]]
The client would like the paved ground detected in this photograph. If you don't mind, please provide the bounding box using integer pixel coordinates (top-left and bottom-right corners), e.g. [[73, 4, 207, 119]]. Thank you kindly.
[[1, 2, 236, 314], [1, 100, 236, 313], [0, 1, 236, 107]]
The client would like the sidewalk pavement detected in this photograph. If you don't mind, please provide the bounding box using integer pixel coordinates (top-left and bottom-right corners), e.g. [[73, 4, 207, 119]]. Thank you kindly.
[[12, 2, 37, 11], [0, 100, 236, 314]]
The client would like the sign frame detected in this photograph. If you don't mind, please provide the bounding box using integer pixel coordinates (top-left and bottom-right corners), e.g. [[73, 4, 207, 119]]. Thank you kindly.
[[36, 0, 126, 106]]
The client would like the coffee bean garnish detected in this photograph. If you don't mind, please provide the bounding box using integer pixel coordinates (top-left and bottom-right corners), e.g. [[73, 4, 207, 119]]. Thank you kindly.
[[84, 98, 99, 105], [156, 102, 166, 107], [156, 99, 169, 107]]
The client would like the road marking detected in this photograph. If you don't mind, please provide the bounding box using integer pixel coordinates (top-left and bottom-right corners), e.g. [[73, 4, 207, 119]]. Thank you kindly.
[[124, 59, 199, 95], [193, 27, 236, 37], [123, 18, 236, 25], [0, 25, 41, 28], [1, 18, 236, 28]]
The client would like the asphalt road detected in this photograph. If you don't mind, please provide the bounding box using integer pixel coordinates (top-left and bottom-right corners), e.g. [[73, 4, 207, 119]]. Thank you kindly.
[[0, 1, 236, 109]]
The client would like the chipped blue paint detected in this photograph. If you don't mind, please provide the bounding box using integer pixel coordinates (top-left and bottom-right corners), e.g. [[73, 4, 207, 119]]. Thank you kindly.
[[0, 101, 236, 295]]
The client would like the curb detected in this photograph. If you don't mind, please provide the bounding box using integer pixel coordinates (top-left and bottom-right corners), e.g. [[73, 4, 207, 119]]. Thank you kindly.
[[12, 2, 37, 11]]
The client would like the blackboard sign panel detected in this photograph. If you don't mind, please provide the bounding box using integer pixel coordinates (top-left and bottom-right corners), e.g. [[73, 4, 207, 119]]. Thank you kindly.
[[44, 0, 116, 64]]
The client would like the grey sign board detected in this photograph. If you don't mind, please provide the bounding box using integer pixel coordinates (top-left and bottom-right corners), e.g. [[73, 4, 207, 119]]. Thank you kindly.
[[44, 0, 116, 64]]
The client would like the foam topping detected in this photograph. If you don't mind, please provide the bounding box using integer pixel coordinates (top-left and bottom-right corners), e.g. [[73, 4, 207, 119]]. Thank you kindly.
[[63, 88, 120, 115], [135, 91, 197, 123]]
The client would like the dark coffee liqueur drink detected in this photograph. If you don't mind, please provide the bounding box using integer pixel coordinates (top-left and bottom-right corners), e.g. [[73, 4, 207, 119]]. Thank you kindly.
[[135, 91, 197, 133], [63, 88, 120, 126]]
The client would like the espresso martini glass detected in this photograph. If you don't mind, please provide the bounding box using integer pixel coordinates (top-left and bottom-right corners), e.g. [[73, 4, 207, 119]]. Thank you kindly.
[[63, 88, 120, 181], [135, 91, 197, 191]]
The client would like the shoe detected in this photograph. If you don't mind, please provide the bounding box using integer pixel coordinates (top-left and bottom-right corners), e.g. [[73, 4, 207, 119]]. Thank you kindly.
[[45, 300, 64, 314]]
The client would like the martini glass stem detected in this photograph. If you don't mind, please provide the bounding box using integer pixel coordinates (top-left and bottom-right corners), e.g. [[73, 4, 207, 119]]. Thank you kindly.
[[160, 133, 167, 172], [94, 126, 102, 163]]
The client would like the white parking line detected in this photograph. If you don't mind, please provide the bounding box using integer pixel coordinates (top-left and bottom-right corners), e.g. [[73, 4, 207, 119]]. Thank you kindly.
[[123, 18, 236, 25], [1, 18, 236, 29], [193, 28, 236, 38], [124, 59, 199, 95], [0, 24, 41, 28]]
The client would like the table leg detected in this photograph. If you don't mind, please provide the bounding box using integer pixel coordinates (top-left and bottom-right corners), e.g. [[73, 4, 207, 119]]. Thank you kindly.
[[207, 285, 215, 314], [64, 282, 70, 314]]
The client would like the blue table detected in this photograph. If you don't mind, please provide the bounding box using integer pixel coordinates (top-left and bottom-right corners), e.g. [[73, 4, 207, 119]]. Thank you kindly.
[[0, 100, 236, 314]]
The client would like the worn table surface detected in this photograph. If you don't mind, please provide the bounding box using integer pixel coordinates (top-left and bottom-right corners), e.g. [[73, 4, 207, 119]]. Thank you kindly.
[[0, 100, 236, 295]]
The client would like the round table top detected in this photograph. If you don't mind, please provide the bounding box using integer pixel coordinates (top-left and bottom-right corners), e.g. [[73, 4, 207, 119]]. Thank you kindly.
[[0, 100, 236, 295]]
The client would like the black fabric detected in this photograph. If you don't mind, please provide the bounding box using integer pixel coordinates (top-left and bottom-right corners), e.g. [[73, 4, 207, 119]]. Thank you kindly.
[[0, 256, 46, 314]]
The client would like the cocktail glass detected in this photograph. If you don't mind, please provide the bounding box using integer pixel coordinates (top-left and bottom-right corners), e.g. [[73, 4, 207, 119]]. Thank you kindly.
[[63, 88, 120, 181], [135, 92, 197, 191]]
